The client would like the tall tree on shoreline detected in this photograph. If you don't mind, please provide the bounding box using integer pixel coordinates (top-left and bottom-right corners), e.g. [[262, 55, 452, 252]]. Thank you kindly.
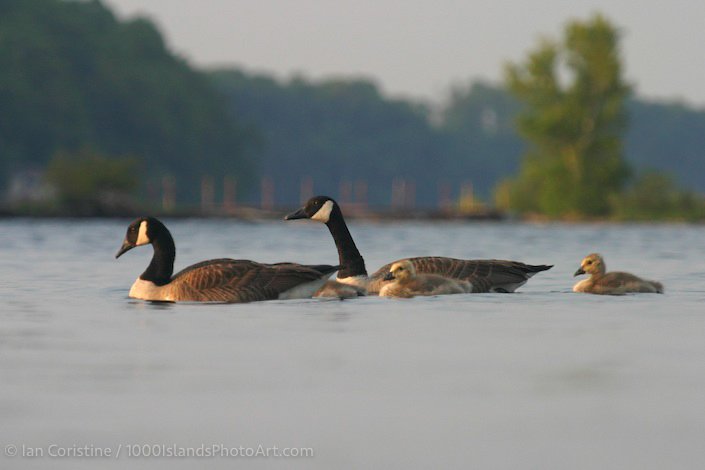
[[497, 14, 631, 217]]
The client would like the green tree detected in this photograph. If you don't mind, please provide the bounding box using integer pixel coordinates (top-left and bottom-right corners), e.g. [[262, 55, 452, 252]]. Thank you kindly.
[[498, 14, 631, 217], [45, 147, 140, 215], [611, 171, 705, 221]]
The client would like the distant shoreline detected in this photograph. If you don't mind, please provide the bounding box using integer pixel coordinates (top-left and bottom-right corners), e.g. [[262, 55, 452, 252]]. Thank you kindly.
[[0, 205, 505, 221], [1, 205, 703, 223]]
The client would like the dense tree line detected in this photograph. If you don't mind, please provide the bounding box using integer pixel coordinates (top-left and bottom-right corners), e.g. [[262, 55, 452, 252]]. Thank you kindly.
[[209, 70, 451, 207], [443, 84, 705, 197], [210, 69, 531, 207], [438, 82, 525, 198], [2, 1, 704, 214], [625, 100, 705, 192], [0, 0, 253, 205], [211, 68, 705, 209]]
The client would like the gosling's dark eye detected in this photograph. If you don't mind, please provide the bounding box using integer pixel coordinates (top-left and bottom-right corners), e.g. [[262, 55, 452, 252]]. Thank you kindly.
[[586, 260, 592, 265]]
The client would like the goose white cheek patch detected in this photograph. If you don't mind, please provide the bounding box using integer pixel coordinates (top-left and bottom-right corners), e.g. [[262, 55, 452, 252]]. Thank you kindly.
[[136, 220, 150, 246], [311, 200, 334, 223]]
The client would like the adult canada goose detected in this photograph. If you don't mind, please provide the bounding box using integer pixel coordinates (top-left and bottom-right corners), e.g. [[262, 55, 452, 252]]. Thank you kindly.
[[285, 195, 552, 294], [115, 216, 338, 302], [573, 253, 664, 295], [379, 260, 472, 298]]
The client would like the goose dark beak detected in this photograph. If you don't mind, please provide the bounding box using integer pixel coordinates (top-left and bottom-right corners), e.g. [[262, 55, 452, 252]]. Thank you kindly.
[[574, 267, 585, 277], [284, 207, 308, 220], [383, 272, 395, 281], [115, 240, 134, 259]]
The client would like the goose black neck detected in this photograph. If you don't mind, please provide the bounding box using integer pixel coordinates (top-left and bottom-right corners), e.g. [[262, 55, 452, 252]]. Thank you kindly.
[[326, 205, 367, 278], [141, 228, 175, 286]]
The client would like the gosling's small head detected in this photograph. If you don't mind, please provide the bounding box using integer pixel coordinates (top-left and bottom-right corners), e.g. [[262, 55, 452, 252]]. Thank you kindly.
[[115, 216, 162, 258], [574, 253, 606, 277], [383, 260, 416, 282], [284, 195, 338, 224]]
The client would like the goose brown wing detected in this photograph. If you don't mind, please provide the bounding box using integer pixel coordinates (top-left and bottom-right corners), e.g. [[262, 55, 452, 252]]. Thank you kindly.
[[369, 257, 552, 293], [169, 259, 334, 302]]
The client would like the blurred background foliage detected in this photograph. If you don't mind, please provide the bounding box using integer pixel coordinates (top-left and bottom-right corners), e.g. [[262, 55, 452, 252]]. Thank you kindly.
[[44, 147, 139, 215], [1, 0, 705, 219], [611, 172, 705, 221], [499, 14, 631, 218], [0, 0, 254, 207]]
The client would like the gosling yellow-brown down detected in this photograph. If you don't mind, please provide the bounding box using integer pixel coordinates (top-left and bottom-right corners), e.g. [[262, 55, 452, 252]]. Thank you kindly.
[[573, 253, 663, 295], [379, 260, 472, 298], [314, 280, 366, 299]]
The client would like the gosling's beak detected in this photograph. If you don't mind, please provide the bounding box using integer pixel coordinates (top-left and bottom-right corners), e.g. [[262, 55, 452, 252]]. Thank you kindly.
[[115, 240, 134, 259], [284, 207, 308, 220], [574, 267, 585, 277], [383, 272, 395, 281]]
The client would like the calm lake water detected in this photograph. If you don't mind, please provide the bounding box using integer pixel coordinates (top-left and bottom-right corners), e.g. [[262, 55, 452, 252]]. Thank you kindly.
[[1, 218, 704, 469]]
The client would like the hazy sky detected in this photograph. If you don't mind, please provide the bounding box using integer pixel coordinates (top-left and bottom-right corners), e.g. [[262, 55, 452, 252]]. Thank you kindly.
[[105, 0, 705, 106]]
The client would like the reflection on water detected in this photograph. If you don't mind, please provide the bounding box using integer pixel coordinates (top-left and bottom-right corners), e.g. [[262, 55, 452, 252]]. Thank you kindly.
[[1, 219, 704, 469]]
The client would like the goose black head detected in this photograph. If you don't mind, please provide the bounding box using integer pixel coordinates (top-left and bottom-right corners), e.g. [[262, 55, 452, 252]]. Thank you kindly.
[[285, 195, 338, 224], [115, 216, 163, 258]]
